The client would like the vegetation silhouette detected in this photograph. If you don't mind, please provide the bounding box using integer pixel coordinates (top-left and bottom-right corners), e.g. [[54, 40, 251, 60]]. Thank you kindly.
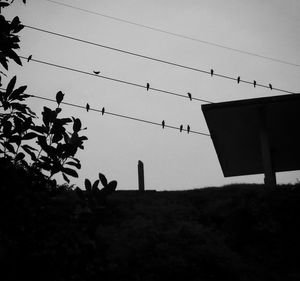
[[0, 1, 117, 280]]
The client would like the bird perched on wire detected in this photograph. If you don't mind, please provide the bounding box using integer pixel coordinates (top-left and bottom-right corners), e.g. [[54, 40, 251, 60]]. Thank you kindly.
[[93, 70, 100, 75], [253, 80, 257, 87], [237, 76, 240, 84], [187, 92, 192, 101], [187, 125, 190, 134], [86, 103, 90, 112], [269, 83, 273, 90], [101, 107, 105, 115], [27, 55, 32, 62], [146, 83, 150, 91], [210, 69, 214, 77], [180, 125, 183, 132], [162, 120, 165, 129]]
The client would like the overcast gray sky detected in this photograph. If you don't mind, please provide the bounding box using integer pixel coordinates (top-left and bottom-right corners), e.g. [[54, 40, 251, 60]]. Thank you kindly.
[[3, 0, 300, 190]]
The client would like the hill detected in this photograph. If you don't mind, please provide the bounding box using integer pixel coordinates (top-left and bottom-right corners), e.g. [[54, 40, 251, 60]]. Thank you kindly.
[[101, 185, 300, 281], [1, 164, 300, 281]]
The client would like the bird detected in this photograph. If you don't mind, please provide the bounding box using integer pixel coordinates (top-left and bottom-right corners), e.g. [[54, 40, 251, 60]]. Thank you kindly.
[[93, 70, 100, 75], [101, 107, 105, 115], [86, 103, 90, 112], [179, 125, 183, 132], [253, 80, 256, 87], [269, 83, 273, 90], [237, 76, 240, 83], [27, 55, 32, 62], [146, 83, 150, 91], [187, 92, 192, 101], [162, 120, 165, 129], [210, 69, 214, 77], [187, 125, 190, 134]]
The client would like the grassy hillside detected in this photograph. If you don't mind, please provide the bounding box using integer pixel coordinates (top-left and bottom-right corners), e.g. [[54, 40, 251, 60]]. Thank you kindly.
[[1, 162, 300, 281], [101, 186, 300, 281]]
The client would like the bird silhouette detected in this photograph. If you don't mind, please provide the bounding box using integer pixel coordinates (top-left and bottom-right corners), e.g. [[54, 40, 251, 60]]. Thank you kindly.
[[237, 76, 240, 83], [146, 83, 150, 91], [210, 69, 214, 77], [253, 80, 256, 87], [101, 107, 105, 115], [187, 125, 190, 134], [269, 83, 273, 90], [162, 120, 165, 129], [187, 92, 192, 101], [86, 103, 90, 112], [180, 125, 183, 132], [93, 70, 100, 75], [27, 55, 32, 62]]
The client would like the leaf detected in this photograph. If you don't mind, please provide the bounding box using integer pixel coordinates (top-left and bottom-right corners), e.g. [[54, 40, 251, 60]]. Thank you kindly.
[[7, 50, 22, 66], [52, 132, 63, 143], [55, 108, 62, 114], [30, 125, 47, 134], [62, 173, 70, 183], [0, 2, 9, 8], [9, 85, 27, 101], [56, 91, 64, 105], [98, 173, 108, 187], [79, 136, 88, 141], [3, 120, 12, 135], [15, 152, 25, 161], [85, 178, 92, 192], [23, 132, 38, 140], [9, 102, 27, 114], [3, 142, 15, 154], [10, 16, 21, 32], [108, 180, 118, 191], [9, 135, 21, 146], [0, 56, 8, 70], [101, 180, 117, 195], [62, 167, 78, 178], [73, 118, 81, 132], [66, 161, 81, 169], [6, 75, 16, 98], [22, 144, 38, 152], [92, 180, 99, 192], [42, 106, 52, 128], [13, 24, 24, 33], [11, 17, 24, 33]]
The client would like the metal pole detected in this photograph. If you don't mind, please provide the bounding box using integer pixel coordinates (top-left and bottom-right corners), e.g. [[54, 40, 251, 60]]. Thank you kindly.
[[138, 160, 145, 192], [259, 108, 276, 187]]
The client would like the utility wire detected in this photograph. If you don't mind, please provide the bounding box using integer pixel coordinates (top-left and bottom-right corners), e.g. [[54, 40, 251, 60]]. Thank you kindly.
[[19, 56, 214, 103], [24, 25, 295, 95], [25, 93, 210, 137], [44, 0, 300, 68]]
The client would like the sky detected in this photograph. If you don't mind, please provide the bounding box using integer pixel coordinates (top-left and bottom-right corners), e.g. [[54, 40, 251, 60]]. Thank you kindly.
[[2, 0, 300, 190]]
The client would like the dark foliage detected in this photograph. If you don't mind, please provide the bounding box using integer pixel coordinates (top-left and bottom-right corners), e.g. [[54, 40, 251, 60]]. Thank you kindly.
[[1, 2, 117, 280], [0, 158, 116, 281], [0, 1, 87, 183]]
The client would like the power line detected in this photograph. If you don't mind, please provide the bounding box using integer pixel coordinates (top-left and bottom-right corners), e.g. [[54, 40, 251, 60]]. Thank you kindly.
[[23, 25, 295, 95], [25, 93, 210, 137], [44, 0, 300, 68], [0, 86, 210, 135], [19, 56, 215, 103]]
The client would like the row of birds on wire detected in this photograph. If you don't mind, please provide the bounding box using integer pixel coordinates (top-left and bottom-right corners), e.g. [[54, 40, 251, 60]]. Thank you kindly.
[[91, 69, 274, 98], [26, 55, 274, 101], [26, 55, 197, 134], [85, 102, 192, 133]]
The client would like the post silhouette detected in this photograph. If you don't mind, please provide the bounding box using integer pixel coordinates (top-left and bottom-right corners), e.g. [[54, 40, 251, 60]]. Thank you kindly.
[[259, 108, 276, 188], [138, 160, 145, 192]]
